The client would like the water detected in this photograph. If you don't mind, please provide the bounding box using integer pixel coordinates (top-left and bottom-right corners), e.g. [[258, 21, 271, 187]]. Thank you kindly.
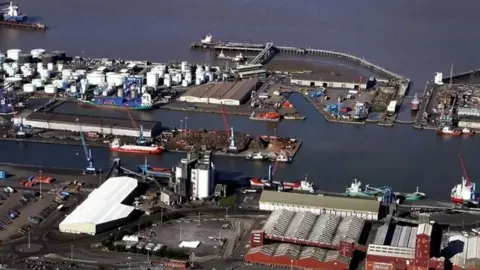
[[2, 0, 480, 199]]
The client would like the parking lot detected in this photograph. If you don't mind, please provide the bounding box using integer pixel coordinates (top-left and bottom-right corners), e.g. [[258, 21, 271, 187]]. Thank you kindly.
[[0, 190, 60, 241], [146, 219, 239, 258], [236, 192, 260, 210]]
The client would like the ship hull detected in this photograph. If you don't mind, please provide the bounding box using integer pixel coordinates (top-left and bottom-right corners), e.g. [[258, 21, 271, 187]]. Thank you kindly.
[[438, 131, 462, 136], [249, 116, 280, 122], [78, 99, 152, 111], [110, 147, 162, 154], [404, 193, 425, 201]]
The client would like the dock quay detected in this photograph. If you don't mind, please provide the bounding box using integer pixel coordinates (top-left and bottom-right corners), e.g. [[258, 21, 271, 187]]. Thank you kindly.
[[190, 40, 406, 80], [0, 21, 47, 31]]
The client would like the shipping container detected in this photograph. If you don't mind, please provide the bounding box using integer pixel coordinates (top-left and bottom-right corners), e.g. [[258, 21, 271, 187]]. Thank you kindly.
[[0, 170, 7, 179]]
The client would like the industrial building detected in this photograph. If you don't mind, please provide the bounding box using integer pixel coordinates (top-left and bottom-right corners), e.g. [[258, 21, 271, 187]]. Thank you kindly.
[[290, 73, 367, 90], [173, 151, 215, 200], [259, 190, 381, 221], [251, 209, 365, 251], [59, 176, 139, 235], [22, 112, 162, 138], [179, 79, 261, 106], [448, 234, 480, 270], [245, 243, 351, 270], [365, 223, 445, 270]]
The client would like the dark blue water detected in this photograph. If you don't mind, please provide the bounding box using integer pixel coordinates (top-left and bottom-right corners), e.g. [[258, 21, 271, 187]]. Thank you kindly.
[[2, 0, 480, 199]]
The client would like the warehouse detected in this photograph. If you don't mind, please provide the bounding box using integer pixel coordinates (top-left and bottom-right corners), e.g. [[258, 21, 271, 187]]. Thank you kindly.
[[251, 209, 364, 252], [365, 223, 445, 270], [245, 243, 351, 270], [59, 176, 139, 235], [22, 112, 162, 138], [178, 78, 261, 106], [259, 190, 381, 220], [448, 234, 480, 270], [291, 73, 367, 89]]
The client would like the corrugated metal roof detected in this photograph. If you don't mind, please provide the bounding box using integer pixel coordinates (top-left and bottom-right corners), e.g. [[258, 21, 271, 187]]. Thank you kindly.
[[60, 176, 137, 228], [259, 190, 380, 213], [417, 223, 432, 237], [367, 244, 415, 260]]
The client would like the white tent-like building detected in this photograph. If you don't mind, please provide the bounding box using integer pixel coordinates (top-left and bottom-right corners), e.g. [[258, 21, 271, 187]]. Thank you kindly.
[[59, 176, 138, 235]]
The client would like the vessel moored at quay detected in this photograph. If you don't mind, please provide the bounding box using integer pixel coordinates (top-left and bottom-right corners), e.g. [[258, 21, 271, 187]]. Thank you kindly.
[[0, 2, 47, 30]]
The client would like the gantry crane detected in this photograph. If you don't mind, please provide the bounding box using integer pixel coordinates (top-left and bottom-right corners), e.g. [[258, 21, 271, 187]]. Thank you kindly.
[[127, 110, 149, 145], [221, 105, 237, 152], [77, 120, 99, 175]]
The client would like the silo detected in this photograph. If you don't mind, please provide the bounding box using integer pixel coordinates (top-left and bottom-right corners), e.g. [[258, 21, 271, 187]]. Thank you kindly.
[[6, 49, 22, 61], [146, 72, 159, 87]]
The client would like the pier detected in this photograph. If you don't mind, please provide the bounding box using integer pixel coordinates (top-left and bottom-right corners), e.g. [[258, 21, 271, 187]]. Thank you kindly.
[[190, 41, 406, 80]]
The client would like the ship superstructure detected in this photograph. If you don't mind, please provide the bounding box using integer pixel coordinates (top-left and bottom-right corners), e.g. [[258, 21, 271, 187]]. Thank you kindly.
[[1, 2, 27, 22], [451, 154, 478, 205]]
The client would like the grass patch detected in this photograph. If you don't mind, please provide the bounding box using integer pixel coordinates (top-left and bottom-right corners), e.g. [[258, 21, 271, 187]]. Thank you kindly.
[[219, 195, 237, 207]]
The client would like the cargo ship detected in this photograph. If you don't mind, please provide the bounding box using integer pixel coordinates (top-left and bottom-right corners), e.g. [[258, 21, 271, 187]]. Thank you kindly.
[[250, 111, 280, 122], [410, 93, 420, 111], [451, 154, 478, 205], [137, 165, 172, 178], [438, 126, 462, 136], [78, 93, 153, 111], [0, 2, 46, 30], [250, 177, 315, 193], [344, 179, 384, 197], [109, 138, 163, 154], [395, 187, 426, 201]]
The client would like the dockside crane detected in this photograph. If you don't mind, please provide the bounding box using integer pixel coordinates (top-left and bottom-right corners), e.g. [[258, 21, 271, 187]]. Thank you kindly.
[[77, 119, 99, 175], [221, 105, 237, 152], [459, 153, 472, 187], [127, 110, 149, 145]]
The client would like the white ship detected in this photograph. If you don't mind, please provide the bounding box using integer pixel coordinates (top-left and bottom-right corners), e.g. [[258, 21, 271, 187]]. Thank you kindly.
[[109, 138, 163, 154]]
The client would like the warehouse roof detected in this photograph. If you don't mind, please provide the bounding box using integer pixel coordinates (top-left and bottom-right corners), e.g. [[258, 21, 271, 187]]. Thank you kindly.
[[60, 176, 137, 227], [247, 243, 350, 263], [27, 112, 159, 130], [259, 190, 380, 213], [450, 235, 480, 268], [262, 209, 365, 245], [291, 73, 364, 84]]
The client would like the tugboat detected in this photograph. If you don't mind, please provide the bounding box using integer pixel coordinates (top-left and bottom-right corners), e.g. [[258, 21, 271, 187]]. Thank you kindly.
[[270, 150, 291, 163], [250, 111, 280, 122], [411, 93, 420, 111], [462, 128, 475, 136], [438, 126, 462, 136]]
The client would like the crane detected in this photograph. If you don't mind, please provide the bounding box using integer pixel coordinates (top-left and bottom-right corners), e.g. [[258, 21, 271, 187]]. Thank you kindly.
[[221, 105, 237, 152], [127, 110, 149, 145], [459, 153, 472, 186], [77, 119, 99, 175]]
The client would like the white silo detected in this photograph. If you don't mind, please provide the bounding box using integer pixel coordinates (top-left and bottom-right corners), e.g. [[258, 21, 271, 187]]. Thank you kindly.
[[61, 69, 73, 80], [39, 69, 51, 80], [181, 61, 189, 72], [102, 89, 108, 96], [164, 74, 171, 87], [44, 84, 57, 94], [30, 49, 46, 58], [182, 80, 188, 87], [117, 89, 124, 97], [32, 78, 44, 88], [86, 72, 106, 85], [36, 62, 44, 70], [205, 65, 211, 72], [80, 79, 89, 94], [70, 84, 78, 94], [434, 72, 443, 85], [23, 83, 36, 93], [7, 49, 21, 61], [47, 63, 55, 71], [207, 72, 214, 82], [195, 77, 202, 85], [141, 85, 147, 93], [146, 72, 159, 87], [197, 71, 205, 83], [57, 63, 64, 72], [196, 65, 204, 72]]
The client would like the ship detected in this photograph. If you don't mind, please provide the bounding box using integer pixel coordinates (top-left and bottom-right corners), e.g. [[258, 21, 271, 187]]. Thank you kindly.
[[250, 111, 280, 122], [451, 154, 479, 205], [438, 126, 462, 136], [411, 93, 420, 111], [270, 150, 291, 163], [344, 179, 385, 198], [245, 152, 267, 160], [217, 50, 246, 62], [249, 176, 315, 193], [395, 187, 426, 201], [462, 128, 475, 136], [78, 93, 153, 110], [109, 138, 163, 154], [137, 164, 172, 178], [1, 2, 27, 22]]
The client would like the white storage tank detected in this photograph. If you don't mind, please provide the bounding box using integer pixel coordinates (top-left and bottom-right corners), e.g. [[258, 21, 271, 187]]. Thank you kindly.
[[196, 65, 204, 72], [197, 71, 205, 82], [182, 80, 188, 87], [86, 72, 106, 85], [0, 54, 5, 64], [47, 63, 55, 71], [76, 69, 87, 76], [205, 65, 211, 72], [164, 75, 171, 87], [30, 49, 46, 58], [7, 49, 22, 61], [36, 62, 44, 70], [32, 78, 44, 88], [70, 84, 78, 94], [146, 72, 159, 87], [117, 89, 124, 97], [23, 83, 36, 93], [207, 72, 214, 82], [106, 73, 125, 86], [61, 69, 73, 80], [57, 63, 64, 72], [5, 77, 22, 86], [195, 77, 202, 85], [44, 84, 57, 94], [39, 69, 51, 80]]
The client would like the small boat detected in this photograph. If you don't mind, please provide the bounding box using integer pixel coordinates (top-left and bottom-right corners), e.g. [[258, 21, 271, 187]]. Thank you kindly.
[[250, 111, 280, 122], [462, 128, 475, 136], [438, 126, 462, 136], [270, 151, 291, 163], [395, 187, 426, 201], [109, 138, 163, 154], [250, 177, 271, 187], [411, 93, 420, 111]]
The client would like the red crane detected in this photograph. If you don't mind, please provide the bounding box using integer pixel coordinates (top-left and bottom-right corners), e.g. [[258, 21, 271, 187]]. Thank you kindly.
[[127, 110, 145, 144], [459, 153, 472, 186]]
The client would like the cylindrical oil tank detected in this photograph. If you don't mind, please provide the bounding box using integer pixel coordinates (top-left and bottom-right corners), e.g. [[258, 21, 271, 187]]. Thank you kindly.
[[57, 63, 64, 72], [31, 49, 46, 58], [76, 69, 87, 76], [86, 72, 106, 85], [53, 79, 63, 88], [164, 76, 171, 87], [23, 83, 36, 93], [44, 84, 57, 94], [205, 65, 211, 72], [131, 89, 137, 99], [51, 50, 66, 60], [207, 72, 214, 82], [141, 85, 147, 93], [196, 65, 204, 72], [197, 71, 205, 82], [61, 69, 73, 80], [146, 72, 159, 87], [0, 54, 5, 64], [17, 53, 33, 64], [107, 73, 125, 86], [42, 54, 55, 64], [117, 89, 124, 97], [195, 77, 202, 85], [7, 49, 22, 61], [5, 77, 22, 86], [182, 80, 188, 87], [39, 69, 51, 80], [32, 78, 44, 88], [36, 62, 44, 70], [46, 62, 55, 71]]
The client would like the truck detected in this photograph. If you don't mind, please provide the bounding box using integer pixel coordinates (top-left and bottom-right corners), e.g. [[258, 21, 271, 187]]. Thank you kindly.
[[387, 100, 397, 116], [3, 187, 14, 194]]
